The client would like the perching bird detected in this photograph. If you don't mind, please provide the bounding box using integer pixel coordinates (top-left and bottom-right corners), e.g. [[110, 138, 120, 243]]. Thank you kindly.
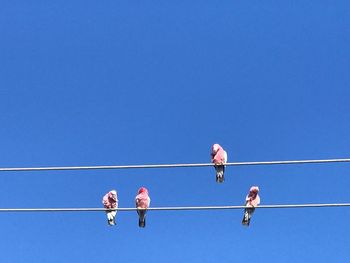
[[135, 187, 151, 228], [242, 186, 260, 226], [211, 144, 228, 183], [102, 190, 118, 226]]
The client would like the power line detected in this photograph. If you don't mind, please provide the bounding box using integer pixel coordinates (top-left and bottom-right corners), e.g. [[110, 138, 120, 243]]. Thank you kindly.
[[1, 158, 350, 172], [0, 203, 349, 213]]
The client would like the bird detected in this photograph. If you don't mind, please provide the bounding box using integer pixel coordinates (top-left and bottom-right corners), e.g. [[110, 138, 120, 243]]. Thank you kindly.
[[211, 143, 228, 183], [135, 187, 151, 228], [102, 190, 118, 226], [242, 186, 260, 226]]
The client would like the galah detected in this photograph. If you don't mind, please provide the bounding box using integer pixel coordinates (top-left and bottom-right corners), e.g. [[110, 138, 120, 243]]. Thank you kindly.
[[102, 190, 118, 226], [242, 186, 260, 226], [211, 144, 228, 183], [135, 187, 151, 228]]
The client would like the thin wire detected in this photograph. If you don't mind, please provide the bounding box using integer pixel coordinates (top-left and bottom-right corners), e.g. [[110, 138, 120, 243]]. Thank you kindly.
[[1, 158, 350, 172], [0, 203, 349, 212]]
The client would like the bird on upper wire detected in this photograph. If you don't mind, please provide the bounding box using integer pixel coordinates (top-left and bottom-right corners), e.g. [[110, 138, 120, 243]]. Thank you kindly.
[[242, 186, 260, 226], [211, 143, 228, 183], [135, 187, 151, 228], [102, 190, 118, 226]]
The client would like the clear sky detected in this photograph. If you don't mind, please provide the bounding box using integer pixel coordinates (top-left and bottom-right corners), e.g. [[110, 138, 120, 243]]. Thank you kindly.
[[0, 1, 350, 262]]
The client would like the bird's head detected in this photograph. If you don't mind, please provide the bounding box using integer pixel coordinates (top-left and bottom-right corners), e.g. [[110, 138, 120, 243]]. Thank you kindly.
[[138, 187, 148, 194], [211, 144, 221, 155], [249, 186, 259, 194]]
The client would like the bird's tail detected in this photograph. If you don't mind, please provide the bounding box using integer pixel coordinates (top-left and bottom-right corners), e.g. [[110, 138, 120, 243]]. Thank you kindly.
[[108, 218, 115, 226], [139, 217, 146, 228], [242, 208, 254, 226], [138, 210, 146, 228], [107, 211, 116, 226], [215, 165, 225, 183]]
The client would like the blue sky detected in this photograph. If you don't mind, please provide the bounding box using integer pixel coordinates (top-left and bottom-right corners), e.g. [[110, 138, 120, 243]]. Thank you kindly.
[[0, 1, 350, 262]]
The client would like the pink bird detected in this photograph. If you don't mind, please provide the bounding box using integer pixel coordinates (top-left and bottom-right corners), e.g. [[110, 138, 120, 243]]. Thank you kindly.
[[211, 144, 228, 183], [242, 186, 260, 226], [135, 187, 151, 228], [102, 190, 118, 226]]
